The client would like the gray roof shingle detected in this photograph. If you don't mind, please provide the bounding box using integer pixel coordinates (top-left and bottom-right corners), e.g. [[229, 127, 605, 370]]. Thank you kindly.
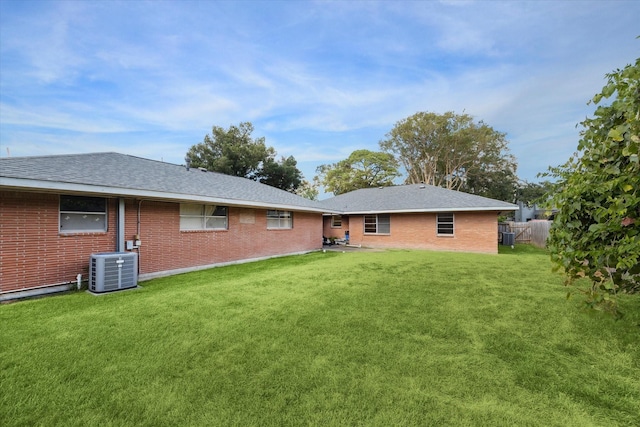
[[320, 184, 518, 213], [1, 153, 518, 214], [0, 152, 328, 212]]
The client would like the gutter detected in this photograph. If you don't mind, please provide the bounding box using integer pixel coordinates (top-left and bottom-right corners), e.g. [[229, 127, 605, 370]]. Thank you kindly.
[[0, 177, 329, 214], [117, 198, 125, 252], [324, 206, 519, 215]]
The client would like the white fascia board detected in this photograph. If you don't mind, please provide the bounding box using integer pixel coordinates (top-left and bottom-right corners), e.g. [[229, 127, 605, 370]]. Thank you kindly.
[[0, 177, 327, 214], [341, 206, 519, 215]]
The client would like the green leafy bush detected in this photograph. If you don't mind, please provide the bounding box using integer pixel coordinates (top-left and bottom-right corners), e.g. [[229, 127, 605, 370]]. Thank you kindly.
[[545, 57, 640, 315]]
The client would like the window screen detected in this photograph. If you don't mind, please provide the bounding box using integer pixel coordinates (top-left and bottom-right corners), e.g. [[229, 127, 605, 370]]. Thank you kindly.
[[267, 210, 293, 229], [437, 213, 455, 235], [364, 214, 390, 234], [180, 204, 228, 230], [59, 195, 107, 233]]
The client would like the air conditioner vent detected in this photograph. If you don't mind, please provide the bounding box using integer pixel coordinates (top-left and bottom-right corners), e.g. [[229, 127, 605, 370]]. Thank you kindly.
[[89, 252, 138, 293]]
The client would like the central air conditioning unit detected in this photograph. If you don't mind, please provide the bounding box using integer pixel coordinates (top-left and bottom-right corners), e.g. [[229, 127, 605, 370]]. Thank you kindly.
[[501, 232, 516, 246], [89, 252, 138, 293]]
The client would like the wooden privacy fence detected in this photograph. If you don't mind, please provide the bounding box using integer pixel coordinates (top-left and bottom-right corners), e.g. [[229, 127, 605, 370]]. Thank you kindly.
[[499, 221, 551, 248]]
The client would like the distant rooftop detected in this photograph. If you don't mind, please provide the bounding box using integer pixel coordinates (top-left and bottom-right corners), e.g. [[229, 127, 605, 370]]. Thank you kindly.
[[320, 184, 518, 213]]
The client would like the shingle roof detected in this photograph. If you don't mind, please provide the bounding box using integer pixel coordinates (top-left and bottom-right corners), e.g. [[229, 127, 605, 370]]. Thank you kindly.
[[1, 153, 518, 214], [0, 152, 328, 212], [319, 184, 518, 213]]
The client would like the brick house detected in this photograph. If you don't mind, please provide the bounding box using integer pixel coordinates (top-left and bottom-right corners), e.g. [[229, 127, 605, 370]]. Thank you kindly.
[[1, 153, 518, 301], [0, 153, 328, 300], [321, 184, 518, 254]]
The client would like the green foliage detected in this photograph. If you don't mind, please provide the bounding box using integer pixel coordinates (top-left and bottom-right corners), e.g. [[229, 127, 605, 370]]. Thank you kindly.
[[544, 57, 640, 315], [517, 180, 554, 207], [466, 168, 518, 202], [295, 177, 320, 201], [259, 155, 303, 193], [186, 122, 270, 178], [380, 111, 517, 200], [316, 149, 400, 195], [186, 122, 303, 192]]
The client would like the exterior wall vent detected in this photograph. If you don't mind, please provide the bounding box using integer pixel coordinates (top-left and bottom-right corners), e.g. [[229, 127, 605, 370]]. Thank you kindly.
[[89, 252, 138, 293]]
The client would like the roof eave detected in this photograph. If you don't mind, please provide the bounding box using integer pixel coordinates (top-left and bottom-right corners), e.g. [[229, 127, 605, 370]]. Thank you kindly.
[[335, 206, 519, 215], [0, 177, 329, 214]]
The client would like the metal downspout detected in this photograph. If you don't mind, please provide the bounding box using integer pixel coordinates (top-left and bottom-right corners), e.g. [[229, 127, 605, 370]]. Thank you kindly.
[[117, 198, 125, 252]]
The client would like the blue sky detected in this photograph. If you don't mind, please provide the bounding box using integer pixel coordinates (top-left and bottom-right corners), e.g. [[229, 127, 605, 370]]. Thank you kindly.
[[1, 0, 638, 194]]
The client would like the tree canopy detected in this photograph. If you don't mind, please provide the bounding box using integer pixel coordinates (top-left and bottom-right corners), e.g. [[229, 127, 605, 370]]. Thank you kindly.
[[544, 58, 640, 315], [379, 111, 517, 201], [316, 149, 401, 196], [259, 155, 303, 193], [295, 178, 320, 201], [516, 180, 554, 208], [465, 168, 518, 203], [186, 122, 270, 179], [186, 122, 303, 192]]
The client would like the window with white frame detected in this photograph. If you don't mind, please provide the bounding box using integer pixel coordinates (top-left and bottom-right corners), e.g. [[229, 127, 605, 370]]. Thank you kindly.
[[59, 195, 107, 233], [437, 213, 455, 236], [331, 215, 342, 227], [267, 210, 293, 229], [364, 214, 390, 234], [180, 204, 228, 230]]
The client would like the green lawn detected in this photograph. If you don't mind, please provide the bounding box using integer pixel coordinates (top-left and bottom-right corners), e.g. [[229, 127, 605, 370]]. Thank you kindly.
[[1, 246, 639, 426]]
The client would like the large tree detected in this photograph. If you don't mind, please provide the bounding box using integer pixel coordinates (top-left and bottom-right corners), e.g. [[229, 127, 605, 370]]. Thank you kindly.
[[259, 155, 303, 193], [379, 111, 517, 199], [465, 168, 518, 202], [186, 122, 271, 179], [316, 149, 400, 196], [516, 180, 554, 207], [544, 58, 639, 315], [295, 178, 321, 201], [186, 122, 303, 192]]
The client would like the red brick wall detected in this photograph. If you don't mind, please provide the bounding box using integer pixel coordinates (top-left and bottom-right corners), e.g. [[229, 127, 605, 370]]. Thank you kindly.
[[323, 215, 349, 240], [323, 212, 499, 253], [0, 191, 118, 293], [133, 201, 322, 275], [1, 191, 322, 294]]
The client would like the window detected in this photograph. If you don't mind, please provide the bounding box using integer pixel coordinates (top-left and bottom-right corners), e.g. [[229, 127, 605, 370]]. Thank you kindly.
[[60, 195, 107, 233], [331, 215, 342, 227], [267, 210, 293, 229], [180, 204, 228, 230], [364, 214, 390, 234], [437, 213, 454, 236]]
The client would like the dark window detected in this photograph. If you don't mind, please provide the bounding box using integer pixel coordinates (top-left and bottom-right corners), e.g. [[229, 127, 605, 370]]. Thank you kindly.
[[59, 195, 107, 233], [60, 195, 106, 212], [437, 213, 454, 235], [364, 214, 390, 234]]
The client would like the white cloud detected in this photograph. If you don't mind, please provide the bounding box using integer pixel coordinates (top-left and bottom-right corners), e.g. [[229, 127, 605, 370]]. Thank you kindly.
[[1, 0, 639, 183], [0, 103, 134, 133]]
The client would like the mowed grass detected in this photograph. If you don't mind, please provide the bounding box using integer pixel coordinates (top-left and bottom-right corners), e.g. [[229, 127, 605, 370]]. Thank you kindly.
[[1, 246, 639, 426]]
